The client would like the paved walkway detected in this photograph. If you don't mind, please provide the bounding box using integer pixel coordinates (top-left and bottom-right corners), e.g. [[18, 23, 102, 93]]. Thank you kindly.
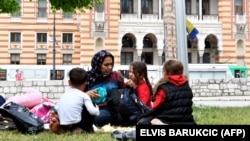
[[193, 96, 250, 107]]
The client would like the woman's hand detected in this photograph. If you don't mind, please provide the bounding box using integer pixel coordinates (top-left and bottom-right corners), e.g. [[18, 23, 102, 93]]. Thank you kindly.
[[87, 89, 100, 99]]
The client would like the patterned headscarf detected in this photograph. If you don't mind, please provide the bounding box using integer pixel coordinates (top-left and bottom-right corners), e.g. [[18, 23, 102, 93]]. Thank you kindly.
[[87, 50, 114, 88]]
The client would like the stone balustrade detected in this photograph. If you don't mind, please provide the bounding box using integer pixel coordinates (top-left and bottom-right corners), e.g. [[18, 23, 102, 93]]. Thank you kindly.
[[1, 78, 250, 101]]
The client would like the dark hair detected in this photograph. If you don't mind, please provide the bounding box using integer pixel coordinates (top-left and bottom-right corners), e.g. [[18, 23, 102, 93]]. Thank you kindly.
[[130, 61, 153, 96], [91, 50, 114, 73], [163, 59, 183, 75], [68, 67, 88, 87]]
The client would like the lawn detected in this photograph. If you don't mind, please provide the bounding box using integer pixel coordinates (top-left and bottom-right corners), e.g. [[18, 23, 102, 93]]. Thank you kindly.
[[0, 106, 250, 141]]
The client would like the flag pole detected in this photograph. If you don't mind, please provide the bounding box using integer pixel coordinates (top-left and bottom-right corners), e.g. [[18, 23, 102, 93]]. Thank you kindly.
[[52, 12, 56, 80], [175, 0, 189, 77]]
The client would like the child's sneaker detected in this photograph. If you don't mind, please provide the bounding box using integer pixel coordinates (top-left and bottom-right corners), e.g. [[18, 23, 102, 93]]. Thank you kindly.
[[111, 130, 128, 141]]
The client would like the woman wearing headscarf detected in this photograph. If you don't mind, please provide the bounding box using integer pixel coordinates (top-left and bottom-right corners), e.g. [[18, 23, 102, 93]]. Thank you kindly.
[[86, 50, 126, 126], [50, 50, 126, 133]]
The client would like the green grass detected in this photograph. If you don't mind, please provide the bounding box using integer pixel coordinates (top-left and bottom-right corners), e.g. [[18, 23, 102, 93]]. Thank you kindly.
[[193, 106, 250, 125], [1, 106, 250, 141]]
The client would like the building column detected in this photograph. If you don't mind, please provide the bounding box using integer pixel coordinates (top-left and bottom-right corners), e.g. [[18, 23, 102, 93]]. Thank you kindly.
[[136, 35, 143, 61], [199, 0, 203, 21], [197, 34, 205, 63], [118, 34, 123, 53], [138, 0, 141, 19], [159, 0, 162, 20], [157, 35, 164, 65]]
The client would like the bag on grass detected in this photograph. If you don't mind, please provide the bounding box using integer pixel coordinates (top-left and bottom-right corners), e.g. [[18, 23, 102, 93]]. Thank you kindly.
[[0, 95, 5, 106], [107, 87, 150, 125], [0, 102, 44, 134]]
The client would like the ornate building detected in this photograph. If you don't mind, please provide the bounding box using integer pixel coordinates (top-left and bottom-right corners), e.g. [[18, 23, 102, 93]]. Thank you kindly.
[[0, 0, 249, 75]]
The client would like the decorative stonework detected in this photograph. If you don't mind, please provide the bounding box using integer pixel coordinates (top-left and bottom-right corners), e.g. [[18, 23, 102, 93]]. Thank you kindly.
[[163, 0, 177, 59]]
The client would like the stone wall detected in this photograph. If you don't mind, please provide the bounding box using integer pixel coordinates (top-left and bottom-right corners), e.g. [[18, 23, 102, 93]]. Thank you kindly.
[[1, 78, 250, 100]]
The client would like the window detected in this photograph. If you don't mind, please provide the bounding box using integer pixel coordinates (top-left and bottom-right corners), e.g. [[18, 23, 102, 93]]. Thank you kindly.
[[142, 0, 153, 14], [10, 54, 20, 64], [235, 0, 243, 15], [63, 54, 72, 65], [0, 69, 7, 81], [95, 0, 104, 12], [185, 0, 191, 15], [50, 70, 65, 80], [37, 54, 46, 65], [11, 0, 21, 17], [10, 32, 21, 42], [63, 12, 73, 19], [62, 33, 73, 43], [141, 52, 153, 64], [121, 52, 133, 65], [143, 36, 153, 48], [38, 0, 47, 18], [202, 0, 210, 15], [37, 33, 47, 43], [188, 53, 192, 63], [203, 53, 210, 63], [121, 0, 133, 13], [122, 35, 133, 47]]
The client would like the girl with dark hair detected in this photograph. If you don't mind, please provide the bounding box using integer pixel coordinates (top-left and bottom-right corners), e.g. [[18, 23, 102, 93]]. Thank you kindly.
[[126, 61, 153, 108]]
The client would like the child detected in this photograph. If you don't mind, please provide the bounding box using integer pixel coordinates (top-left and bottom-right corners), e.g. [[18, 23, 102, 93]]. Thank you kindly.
[[126, 61, 153, 108], [15, 69, 24, 81], [140, 59, 196, 125], [108, 61, 153, 126], [112, 59, 196, 140], [50, 67, 99, 134]]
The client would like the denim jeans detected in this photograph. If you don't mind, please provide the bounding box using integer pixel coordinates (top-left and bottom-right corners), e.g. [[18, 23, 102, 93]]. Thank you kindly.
[[94, 107, 113, 127]]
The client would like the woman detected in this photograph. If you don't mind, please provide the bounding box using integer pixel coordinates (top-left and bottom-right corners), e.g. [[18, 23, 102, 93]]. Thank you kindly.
[[86, 50, 126, 126], [50, 50, 126, 133]]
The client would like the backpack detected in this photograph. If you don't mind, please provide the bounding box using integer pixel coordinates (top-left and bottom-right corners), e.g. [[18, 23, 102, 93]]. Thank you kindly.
[[0, 95, 5, 107], [107, 87, 150, 126], [0, 102, 44, 134]]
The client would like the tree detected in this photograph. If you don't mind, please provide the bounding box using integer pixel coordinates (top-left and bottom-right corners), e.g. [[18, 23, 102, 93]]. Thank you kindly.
[[49, 0, 101, 13], [0, 0, 101, 14], [0, 0, 20, 14]]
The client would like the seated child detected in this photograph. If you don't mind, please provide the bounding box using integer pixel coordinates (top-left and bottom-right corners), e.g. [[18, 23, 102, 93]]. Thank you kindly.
[[50, 67, 99, 134]]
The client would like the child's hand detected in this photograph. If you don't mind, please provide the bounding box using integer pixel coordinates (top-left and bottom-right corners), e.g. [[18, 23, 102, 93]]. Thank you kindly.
[[126, 79, 135, 88], [87, 89, 100, 99], [95, 105, 99, 110]]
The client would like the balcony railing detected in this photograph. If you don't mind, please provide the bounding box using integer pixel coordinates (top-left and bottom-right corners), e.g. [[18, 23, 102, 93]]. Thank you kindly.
[[203, 15, 218, 22], [141, 14, 158, 21], [120, 14, 138, 21], [120, 13, 159, 21], [186, 14, 218, 22]]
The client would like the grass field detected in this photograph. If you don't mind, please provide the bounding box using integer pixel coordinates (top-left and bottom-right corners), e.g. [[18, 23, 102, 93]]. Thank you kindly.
[[0, 106, 250, 141]]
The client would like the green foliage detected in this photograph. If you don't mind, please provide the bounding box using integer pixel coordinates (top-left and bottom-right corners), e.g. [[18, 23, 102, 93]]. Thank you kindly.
[[0, 0, 20, 14], [49, 0, 102, 13], [1, 0, 102, 14]]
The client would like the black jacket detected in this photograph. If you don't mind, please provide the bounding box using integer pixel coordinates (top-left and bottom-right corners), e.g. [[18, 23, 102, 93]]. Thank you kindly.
[[137, 82, 196, 125]]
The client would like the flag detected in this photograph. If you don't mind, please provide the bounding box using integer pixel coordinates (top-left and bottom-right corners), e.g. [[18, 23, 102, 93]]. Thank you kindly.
[[186, 19, 199, 40], [48, 36, 59, 46]]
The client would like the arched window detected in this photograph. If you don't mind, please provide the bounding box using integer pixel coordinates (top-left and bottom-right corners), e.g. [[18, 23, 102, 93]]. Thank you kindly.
[[143, 36, 153, 48], [122, 35, 133, 47]]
